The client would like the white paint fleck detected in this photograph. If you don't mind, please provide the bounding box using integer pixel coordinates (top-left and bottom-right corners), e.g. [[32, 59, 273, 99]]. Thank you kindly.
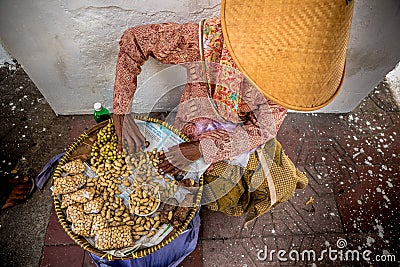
[[383, 195, 390, 202], [366, 236, 375, 246], [376, 224, 384, 238]]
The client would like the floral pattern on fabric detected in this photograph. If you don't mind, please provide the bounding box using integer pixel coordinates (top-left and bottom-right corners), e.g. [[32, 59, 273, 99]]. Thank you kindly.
[[201, 18, 243, 123], [112, 20, 288, 164], [111, 20, 303, 222], [113, 22, 200, 115]]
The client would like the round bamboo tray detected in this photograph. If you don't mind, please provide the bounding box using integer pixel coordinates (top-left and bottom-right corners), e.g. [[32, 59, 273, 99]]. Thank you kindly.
[[53, 116, 203, 260]]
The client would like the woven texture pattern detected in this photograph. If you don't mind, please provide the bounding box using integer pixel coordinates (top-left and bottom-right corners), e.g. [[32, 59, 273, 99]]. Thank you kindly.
[[202, 139, 308, 222], [221, 0, 354, 110], [53, 118, 203, 260]]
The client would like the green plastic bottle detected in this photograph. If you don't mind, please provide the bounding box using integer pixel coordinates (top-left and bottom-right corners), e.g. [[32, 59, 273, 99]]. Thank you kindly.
[[93, 102, 111, 123]]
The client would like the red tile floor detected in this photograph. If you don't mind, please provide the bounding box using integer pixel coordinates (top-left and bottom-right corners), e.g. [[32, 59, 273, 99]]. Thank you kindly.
[[41, 83, 399, 266]]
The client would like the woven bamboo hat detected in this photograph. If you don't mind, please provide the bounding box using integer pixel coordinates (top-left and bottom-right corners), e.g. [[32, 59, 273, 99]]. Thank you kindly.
[[221, 0, 354, 111]]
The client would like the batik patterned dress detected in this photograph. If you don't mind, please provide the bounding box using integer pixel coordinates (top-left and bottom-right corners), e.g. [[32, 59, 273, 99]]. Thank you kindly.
[[113, 18, 307, 222]]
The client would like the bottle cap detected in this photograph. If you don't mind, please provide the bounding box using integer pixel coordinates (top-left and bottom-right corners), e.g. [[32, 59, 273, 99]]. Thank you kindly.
[[94, 102, 102, 111]]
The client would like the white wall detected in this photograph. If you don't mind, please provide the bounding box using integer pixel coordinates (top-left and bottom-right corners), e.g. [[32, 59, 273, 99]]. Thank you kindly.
[[0, 0, 399, 114], [0, 0, 220, 114], [386, 63, 400, 104], [0, 44, 14, 66], [319, 0, 400, 112]]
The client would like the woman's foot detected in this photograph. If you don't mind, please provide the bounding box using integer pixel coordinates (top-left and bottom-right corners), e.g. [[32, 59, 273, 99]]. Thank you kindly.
[[0, 175, 34, 209]]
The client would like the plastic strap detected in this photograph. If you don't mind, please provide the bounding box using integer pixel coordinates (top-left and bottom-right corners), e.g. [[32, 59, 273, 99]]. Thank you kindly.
[[256, 146, 277, 207]]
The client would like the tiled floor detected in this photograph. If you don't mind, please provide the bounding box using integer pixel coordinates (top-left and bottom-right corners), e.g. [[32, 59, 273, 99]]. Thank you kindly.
[[200, 83, 399, 266], [39, 83, 399, 266], [40, 117, 99, 267]]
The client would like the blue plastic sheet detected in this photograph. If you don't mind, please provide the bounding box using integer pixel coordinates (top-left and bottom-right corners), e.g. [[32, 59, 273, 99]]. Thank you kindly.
[[35, 152, 65, 189]]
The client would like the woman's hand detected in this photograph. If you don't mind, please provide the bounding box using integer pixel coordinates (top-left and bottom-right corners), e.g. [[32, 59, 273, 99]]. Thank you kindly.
[[113, 114, 124, 151], [113, 113, 146, 153], [157, 141, 202, 176]]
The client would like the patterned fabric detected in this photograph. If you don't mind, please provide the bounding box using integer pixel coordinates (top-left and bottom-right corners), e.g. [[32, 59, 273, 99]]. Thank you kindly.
[[113, 21, 288, 164], [113, 22, 200, 115], [202, 139, 308, 222], [201, 18, 243, 123], [197, 79, 282, 164], [112, 20, 307, 222]]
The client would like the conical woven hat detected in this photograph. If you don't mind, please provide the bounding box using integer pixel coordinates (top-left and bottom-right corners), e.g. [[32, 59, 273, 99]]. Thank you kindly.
[[221, 0, 354, 111]]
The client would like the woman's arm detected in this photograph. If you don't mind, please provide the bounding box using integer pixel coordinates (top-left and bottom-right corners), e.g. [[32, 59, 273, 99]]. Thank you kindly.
[[113, 22, 200, 115], [198, 82, 288, 164], [112, 22, 200, 151]]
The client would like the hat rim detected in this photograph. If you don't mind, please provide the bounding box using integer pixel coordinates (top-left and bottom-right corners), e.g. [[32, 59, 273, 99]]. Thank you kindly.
[[220, 0, 351, 111]]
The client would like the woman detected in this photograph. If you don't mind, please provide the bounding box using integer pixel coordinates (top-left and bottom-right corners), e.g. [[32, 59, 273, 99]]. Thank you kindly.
[[100, 0, 353, 265], [112, 17, 308, 222]]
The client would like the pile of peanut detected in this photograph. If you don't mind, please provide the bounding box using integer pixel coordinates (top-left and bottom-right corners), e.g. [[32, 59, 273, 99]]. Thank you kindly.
[[90, 122, 131, 179], [53, 172, 86, 195], [62, 159, 86, 174], [54, 121, 197, 252], [129, 182, 160, 216], [95, 226, 134, 251], [126, 149, 180, 201], [131, 215, 161, 240]]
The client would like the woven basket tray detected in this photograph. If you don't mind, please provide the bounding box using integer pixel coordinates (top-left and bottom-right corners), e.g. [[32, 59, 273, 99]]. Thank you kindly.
[[53, 116, 203, 260]]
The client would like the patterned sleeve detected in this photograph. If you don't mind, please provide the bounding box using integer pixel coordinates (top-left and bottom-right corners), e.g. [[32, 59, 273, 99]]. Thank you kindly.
[[198, 82, 288, 164], [113, 22, 200, 115]]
